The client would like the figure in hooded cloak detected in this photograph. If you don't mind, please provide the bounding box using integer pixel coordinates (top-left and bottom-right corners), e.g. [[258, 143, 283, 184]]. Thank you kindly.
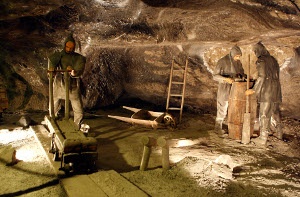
[[213, 45, 244, 135], [48, 33, 86, 128], [246, 42, 283, 146]]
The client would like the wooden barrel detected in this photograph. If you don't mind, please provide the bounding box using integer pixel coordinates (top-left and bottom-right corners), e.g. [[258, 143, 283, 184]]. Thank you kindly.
[[228, 82, 257, 140]]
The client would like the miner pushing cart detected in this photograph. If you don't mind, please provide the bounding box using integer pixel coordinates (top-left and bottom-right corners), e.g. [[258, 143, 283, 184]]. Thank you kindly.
[[45, 68, 98, 174]]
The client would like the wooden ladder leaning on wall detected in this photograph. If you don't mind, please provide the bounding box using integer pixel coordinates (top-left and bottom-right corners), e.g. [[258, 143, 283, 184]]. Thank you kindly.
[[166, 58, 188, 124]]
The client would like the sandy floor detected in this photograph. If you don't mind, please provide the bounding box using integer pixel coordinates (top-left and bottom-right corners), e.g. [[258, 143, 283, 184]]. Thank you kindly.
[[0, 114, 66, 197], [0, 107, 299, 197]]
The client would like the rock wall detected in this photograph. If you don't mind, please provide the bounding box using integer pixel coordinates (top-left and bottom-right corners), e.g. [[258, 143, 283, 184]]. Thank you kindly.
[[0, 0, 300, 119]]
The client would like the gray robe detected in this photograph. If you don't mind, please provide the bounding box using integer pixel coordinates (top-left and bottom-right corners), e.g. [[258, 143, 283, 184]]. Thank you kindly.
[[48, 34, 86, 126], [253, 54, 282, 103], [213, 54, 244, 102]]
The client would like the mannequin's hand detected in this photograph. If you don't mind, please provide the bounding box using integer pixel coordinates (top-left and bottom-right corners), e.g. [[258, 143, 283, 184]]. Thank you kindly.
[[223, 78, 234, 84], [66, 66, 73, 71], [66, 66, 76, 76], [70, 70, 76, 76], [245, 89, 255, 96]]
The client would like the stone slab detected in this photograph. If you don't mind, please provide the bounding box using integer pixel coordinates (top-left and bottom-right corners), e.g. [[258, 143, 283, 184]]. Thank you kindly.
[[30, 124, 64, 176], [88, 170, 149, 197], [61, 175, 107, 197]]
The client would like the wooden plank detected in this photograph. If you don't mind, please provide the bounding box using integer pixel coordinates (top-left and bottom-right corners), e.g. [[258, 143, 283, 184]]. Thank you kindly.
[[30, 125, 63, 175], [89, 170, 149, 197], [61, 175, 107, 197]]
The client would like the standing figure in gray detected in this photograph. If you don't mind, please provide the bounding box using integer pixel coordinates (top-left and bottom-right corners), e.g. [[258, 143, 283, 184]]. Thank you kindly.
[[213, 45, 244, 135], [246, 42, 283, 146], [48, 33, 86, 129]]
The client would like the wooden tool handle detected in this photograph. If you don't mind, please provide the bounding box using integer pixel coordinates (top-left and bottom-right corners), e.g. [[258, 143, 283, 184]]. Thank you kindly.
[[47, 69, 71, 73], [246, 54, 250, 113], [247, 54, 250, 90]]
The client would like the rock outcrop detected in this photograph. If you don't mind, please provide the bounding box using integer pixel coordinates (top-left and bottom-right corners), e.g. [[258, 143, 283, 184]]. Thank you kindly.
[[0, 0, 300, 118]]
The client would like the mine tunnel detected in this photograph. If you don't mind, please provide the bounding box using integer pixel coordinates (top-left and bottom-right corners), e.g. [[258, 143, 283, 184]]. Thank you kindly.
[[0, 0, 300, 196]]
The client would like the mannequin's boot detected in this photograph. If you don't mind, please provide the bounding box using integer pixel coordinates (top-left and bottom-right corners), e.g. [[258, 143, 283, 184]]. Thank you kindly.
[[274, 124, 283, 140], [252, 117, 269, 146], [252, 130, 268, 146], [215, 119, 225, 135]]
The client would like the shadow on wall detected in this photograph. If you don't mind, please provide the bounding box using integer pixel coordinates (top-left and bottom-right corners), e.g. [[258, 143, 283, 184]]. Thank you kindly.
[[280, 46, 300, 119], [140, 0, 173, 7], [140, 0, 220, 8], [288, 46, 300, 76], [281, 46, 300, 79]]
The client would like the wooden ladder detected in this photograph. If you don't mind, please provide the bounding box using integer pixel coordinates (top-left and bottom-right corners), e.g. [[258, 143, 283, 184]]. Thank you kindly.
[[166, 59, 188, 123]]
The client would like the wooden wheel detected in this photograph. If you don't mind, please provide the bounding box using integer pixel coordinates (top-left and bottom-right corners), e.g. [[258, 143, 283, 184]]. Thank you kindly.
[[50, 136, 60, 161], [163, 113, 176, 129]]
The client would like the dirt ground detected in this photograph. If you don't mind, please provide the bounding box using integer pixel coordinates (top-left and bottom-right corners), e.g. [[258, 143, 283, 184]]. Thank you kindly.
[[0, 105, 299, 197], [0, 113, 66, 197]]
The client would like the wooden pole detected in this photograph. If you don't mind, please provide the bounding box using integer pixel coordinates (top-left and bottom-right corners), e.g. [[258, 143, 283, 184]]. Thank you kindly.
[[48, 61, 55, 119], [64, 71, 70, 120], [140, 136, 156, 171], [242, 54, 251, 144], [157, 137, 170, 170]]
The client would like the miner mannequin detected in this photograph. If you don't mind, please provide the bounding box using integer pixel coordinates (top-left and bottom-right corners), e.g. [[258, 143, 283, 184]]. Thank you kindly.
[[213, 45, 244, 135], [245, 42, 283, 146], [48, 33, 86, 129]]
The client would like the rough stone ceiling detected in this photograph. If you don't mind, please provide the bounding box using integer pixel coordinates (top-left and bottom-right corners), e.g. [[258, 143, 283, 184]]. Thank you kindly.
[[0, 0, 300, 118]]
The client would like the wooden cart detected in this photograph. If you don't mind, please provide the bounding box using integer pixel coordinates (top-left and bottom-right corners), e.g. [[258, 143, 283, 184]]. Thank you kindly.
[[108, 106, 176, 130], [45, 69, 98, 174]]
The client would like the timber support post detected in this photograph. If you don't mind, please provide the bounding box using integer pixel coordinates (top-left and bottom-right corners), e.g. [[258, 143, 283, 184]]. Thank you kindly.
[[157, 137, 170, 170], [140, 136, 157, 171], [139, 136, 170, 171]]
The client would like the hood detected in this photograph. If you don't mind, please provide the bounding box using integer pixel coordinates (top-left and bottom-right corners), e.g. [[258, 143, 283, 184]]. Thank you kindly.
[[230, 45, 242, 58], [253, 41, 270, 57], [63, 33, 76, 49]]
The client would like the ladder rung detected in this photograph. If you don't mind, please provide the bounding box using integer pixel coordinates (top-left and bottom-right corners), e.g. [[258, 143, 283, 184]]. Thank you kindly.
[[167, 107, 181, 110], [173, 69, 185, 72], [172, 81, 184, 85], [170, 94, 183, 97]]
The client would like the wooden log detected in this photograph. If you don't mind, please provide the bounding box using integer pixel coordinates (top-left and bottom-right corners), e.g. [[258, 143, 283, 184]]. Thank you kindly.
[[157, 137, 170, 170], [140, 145, 151, 171], [141, 136, 157, 146], [140, 136, 156, 171]]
